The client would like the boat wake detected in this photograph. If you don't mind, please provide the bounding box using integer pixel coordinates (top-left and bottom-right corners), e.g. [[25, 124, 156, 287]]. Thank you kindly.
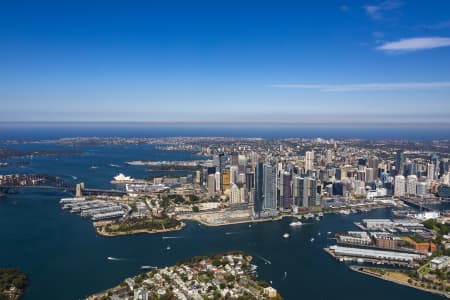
[[110, 163, 120, 167], [141, 265, 157, 270], [254, 253, 272, 265], [225, 232, 239, 235], [162, 236, 184, 239], [107, 256, 126, 261], [69, 175, 78, 180]]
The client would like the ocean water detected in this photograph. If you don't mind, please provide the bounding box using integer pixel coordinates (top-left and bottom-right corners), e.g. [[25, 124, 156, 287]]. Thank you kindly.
[[0, 143, 442, 299], [0, 123, 449, 140]]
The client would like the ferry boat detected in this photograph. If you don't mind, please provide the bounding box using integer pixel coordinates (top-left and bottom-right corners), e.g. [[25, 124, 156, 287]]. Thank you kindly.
[[289, 221, 302, 227]]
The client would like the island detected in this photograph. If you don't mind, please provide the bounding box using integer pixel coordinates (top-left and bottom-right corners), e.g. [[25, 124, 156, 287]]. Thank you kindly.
[[0, 268, 27, 300], [86, 251, 282, 300], [95, 216, 186, 237]]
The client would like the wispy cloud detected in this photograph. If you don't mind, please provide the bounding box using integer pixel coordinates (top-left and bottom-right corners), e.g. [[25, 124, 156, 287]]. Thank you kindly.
[[377, 37, 450, 52], [269, 82, 450, 92], [415, 20, 450, 30], [364, 0, 402, 20]]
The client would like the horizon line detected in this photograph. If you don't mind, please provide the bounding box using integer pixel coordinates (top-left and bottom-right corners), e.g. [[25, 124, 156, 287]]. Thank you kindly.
[[1, 121, 450, 127]]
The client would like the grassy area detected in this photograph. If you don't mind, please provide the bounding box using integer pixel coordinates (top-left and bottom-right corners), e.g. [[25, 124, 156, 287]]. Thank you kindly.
[[103, 216, 181, 234]]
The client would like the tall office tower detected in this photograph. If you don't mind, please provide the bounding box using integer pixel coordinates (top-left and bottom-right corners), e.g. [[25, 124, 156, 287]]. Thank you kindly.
[[207, 174, 216, 196], [305, 151, 314, 172], [238, 154, 247, 173], [214, 172, 221, 192], [281, 171, 292, 210], [304, 177, 320, 208], [427, 163, 435, 180], [240, 186, 247, 203], [431, 153, 440, 179], [404, 162, 418, 176], [229, 165, 239, 184], [231, 152, 239, 166], [245, 172, 255, 191], [230, 184, 241, 204], [417, 182, 427, 196], [326, 149, 332, 164], [237, 173, 246, 185], [218, 152, 226, 174], [222, 168, 231, 192], [440, 158, 449, 178], [263, 164, 277, 210], [195, 170, 201, 184], [251, 152, 258, 169], [368, 157, 379, 169], [394, 175, 406, 197], [365, 168, 374, 183], [254, 162, 264, 216], [293, 176, 302, 206], [396, 150, 404, 176], [406, 175, 417, 195]]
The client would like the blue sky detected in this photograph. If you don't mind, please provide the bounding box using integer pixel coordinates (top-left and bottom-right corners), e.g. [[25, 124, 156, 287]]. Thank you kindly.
[[1, 0, 450, 124]]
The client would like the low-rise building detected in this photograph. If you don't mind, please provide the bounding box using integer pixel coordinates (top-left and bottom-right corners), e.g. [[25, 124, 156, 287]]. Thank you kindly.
[[430, 256, 450, 270]]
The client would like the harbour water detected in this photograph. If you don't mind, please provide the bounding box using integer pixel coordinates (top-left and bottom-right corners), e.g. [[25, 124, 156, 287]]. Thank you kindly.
[[0, 129, 446, 299]]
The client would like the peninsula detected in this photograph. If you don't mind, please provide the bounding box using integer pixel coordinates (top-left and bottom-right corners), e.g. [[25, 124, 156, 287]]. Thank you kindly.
[[86, 251, 281, 300]]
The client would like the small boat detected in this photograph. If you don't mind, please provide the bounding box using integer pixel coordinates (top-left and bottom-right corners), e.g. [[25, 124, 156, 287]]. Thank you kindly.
[[166, 246, 171, 250], [289, 221, 302, 227], [327, 231, 332, 235], [249, 224, 252, 228], [317, 232, 321, 236], [318, 212, 324, 217], [310, 238, 315, 242], [283, 233, 290, 239]]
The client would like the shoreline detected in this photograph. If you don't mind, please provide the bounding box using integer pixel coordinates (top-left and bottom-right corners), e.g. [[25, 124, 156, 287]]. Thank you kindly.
[[95, 222, 186, 237], [349, 265, 450, 298], [181, 215, 283, 227]]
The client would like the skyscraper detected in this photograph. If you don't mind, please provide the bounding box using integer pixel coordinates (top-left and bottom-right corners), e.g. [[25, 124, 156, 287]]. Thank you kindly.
[[406, 175, 417, 196], [230, 184, 241, 204], [281, 171, 291, 210], [254, 162, 264, 216], [396, 150, 404, 176], [263, 164, 277, 210], [207, 174, 216, 196], [427, 163, 435, 180], [305, 151, 314, 172], [394, 175, 405, 197]]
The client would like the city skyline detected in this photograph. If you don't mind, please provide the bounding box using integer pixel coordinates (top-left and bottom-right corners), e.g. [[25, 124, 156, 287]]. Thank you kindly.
[[1, 1, 450, 124]]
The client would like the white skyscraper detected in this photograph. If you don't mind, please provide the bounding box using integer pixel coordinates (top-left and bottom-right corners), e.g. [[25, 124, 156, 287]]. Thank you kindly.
[[305, 151, 314, 171], [230, 165, 238, 184], [215, 172, 221, 192], [427, 163, 435, 180], [326, 149, 332, 164], [230, 184, 241, 204], [406, 175, 417, 195], [394, 175, 405, 197]]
